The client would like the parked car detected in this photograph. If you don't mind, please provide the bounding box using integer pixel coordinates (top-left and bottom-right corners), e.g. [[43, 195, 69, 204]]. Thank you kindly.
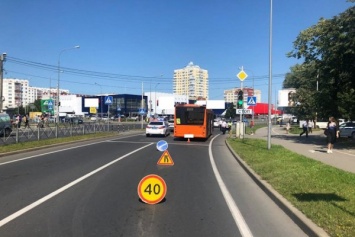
[[63, 117, 83, 124], [47, 116, 56, 123], [168, 119, 174, 131], [339, 122, 355, 139], [101, 116, 109, 121], [0, 113, 12, 136], [146, 121, 170, 137]]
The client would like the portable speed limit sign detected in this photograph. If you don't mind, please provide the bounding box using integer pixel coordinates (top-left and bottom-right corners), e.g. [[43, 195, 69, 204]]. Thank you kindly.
[[137, 174, 167, 204]]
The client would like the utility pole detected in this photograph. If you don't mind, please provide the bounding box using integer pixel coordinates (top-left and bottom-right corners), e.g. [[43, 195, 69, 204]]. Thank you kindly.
[[0, 53, 6, 113]]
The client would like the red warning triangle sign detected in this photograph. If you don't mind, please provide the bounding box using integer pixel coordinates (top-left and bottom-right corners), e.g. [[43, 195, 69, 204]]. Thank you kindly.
[[157, 150, 174, 166]]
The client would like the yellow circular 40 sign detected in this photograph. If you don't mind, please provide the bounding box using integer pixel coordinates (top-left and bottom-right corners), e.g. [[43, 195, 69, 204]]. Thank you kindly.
[[137, 174, 167, 205]]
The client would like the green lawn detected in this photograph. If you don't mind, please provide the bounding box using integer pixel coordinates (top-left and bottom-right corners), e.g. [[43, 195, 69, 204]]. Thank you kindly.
[[227, 138, 355, 237]]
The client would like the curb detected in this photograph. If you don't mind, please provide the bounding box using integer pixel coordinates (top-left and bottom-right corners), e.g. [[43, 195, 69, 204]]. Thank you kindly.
[[225, 140, 330, 237]]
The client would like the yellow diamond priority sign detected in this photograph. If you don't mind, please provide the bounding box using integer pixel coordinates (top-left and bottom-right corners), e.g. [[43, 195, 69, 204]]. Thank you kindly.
[[237, 70, 248, 81]]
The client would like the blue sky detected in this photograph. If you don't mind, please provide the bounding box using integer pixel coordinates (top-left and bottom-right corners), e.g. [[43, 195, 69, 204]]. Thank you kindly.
[[1, 0, 353, 102]]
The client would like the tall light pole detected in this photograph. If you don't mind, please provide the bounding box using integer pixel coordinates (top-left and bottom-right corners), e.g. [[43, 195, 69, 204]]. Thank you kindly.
[[149, 74, 163, 117], [95, 82, 103, 118], [56, 45, 80, 127], [154, 83, 160, 116], [267, 0, 273, 150], [0, 53, 6, 113]]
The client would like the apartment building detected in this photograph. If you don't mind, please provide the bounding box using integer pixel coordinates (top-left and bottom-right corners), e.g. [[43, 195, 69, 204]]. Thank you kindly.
[[224, 87, 261, 105], [173, 62, 209, 100], [2, 78, 69, 110], [2, 79, 30, 109]]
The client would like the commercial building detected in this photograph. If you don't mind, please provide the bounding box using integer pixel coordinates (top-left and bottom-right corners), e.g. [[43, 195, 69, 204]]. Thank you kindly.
[[173, 62, 209, 100], [81, 94, 148, 118]]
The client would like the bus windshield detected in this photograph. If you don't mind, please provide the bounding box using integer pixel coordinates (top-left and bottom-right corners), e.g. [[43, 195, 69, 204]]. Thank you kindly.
[[175, 107, 205, 125]]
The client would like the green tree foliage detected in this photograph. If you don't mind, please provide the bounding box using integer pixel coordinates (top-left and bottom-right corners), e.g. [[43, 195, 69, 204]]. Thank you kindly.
[[33, 99, 42, 111], [287, 5, 355, 120], [225, 102, 236, 119]]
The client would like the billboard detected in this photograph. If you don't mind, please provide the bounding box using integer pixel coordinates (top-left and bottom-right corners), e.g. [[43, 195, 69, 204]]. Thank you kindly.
[[84, 98, 99, 108], [206, 100, 225, 109], [278, 89, 296, 107]]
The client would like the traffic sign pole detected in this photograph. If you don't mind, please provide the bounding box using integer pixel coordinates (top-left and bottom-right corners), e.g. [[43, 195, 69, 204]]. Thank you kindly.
[[237, 66, 248, 139]]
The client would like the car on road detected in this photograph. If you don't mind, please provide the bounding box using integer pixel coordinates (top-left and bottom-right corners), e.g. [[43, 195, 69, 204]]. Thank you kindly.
[[168, 119, 174, 131], [63, 117, 83, 124], [101, 116, 109, 122], [0, 113, 12, 136], [146, 121, 170, 137], [213, 119, 220, 127], [339, 122, 355, 139]]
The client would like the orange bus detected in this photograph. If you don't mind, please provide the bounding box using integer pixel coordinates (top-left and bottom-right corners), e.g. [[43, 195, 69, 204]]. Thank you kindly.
[[174, 104, 214, 139]]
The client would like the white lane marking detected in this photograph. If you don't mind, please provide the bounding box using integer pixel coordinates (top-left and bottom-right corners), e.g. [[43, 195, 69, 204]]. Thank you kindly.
[[0, 134, 141, 166], [209, 135, 253, 237], [0, 143, 153, 228], [309, 150, 316, 153]]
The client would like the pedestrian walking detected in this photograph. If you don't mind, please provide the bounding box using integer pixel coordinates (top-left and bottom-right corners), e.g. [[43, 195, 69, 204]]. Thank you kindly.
[[286, 120, 291, 134], [16, 114, 22, 128], [300, 119, 309, 137], [325, 117, 339, 154], [250, 120, 255, 135], [308, 120, 313, 133], [23, 114, 30, 128], [227, 120, 233, 137], [221, 120, 227, 134]]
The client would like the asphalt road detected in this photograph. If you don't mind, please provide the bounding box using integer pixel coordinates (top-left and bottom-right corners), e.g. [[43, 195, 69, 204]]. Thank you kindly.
[[0, 132, 308, 237]]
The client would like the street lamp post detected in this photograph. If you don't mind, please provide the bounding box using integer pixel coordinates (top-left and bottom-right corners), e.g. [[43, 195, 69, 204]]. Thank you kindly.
[[56, 46, 79, 137], [154, 83, 160, 116], [149, 75, 163, 117], [0, 53, 7, 113], [267, 0, 273, 150], [95, 82, 103, 118]]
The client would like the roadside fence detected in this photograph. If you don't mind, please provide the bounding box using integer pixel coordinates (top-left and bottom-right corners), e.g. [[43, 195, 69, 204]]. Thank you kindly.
[[0, 122, 143, 145]]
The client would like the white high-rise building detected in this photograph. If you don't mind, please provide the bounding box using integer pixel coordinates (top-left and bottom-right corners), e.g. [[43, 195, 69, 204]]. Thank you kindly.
[[173, 62, 209, 100], [2, 79, 30, 109], [2, 78, 70, 111]]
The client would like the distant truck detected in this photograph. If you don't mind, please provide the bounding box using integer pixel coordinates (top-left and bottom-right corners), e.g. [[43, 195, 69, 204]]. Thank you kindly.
[[315, 121, 328, 129], [299, 119, 327, 129]]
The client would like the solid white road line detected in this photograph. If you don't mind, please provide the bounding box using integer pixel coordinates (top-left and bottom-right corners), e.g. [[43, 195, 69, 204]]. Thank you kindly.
[[209, 135, 253, 237], [0, 143, 153, 228], [0, 134, 141, 166]]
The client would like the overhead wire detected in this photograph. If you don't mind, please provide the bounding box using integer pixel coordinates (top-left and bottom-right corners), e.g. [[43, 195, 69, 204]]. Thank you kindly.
[[5, 56, 286, 92]]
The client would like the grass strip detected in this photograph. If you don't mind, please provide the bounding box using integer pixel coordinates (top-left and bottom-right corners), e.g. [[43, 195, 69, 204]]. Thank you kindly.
[[227, 138, 355, 237]]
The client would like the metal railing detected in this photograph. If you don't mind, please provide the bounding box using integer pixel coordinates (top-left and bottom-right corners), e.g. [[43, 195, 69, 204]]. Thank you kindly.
[[0, 122, 143, 145]]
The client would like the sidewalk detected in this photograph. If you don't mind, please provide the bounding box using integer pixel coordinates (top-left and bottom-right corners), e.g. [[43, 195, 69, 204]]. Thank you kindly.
[[245, 126, 355, 174]]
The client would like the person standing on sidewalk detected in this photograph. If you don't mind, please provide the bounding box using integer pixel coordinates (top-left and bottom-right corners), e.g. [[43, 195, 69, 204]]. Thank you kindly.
[[300, 119, 309, 137], [326, 117, 339, 154]]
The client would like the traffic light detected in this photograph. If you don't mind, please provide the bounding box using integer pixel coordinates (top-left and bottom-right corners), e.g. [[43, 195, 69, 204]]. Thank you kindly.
[[237, 90, 243, 109]]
